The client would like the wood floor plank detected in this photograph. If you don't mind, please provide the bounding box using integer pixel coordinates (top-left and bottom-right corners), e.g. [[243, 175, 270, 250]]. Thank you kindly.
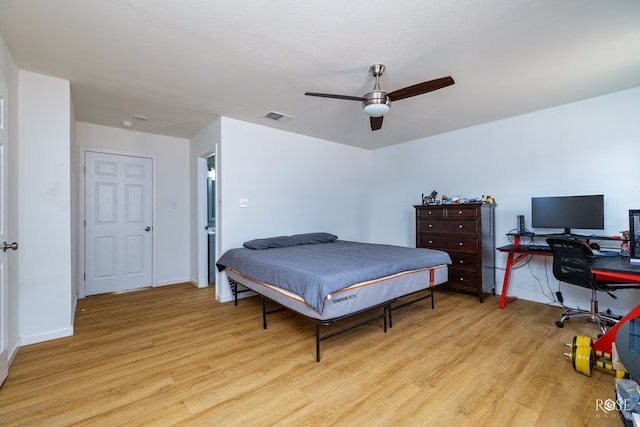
[[0, 283, 625, 426]]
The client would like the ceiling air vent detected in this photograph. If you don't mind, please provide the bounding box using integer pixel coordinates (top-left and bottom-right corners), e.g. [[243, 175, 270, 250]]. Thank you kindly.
[[263, 111, 293, 122]]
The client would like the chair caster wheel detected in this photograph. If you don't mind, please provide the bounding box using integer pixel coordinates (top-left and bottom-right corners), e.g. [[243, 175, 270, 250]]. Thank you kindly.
[[555, 321, 565, 328]]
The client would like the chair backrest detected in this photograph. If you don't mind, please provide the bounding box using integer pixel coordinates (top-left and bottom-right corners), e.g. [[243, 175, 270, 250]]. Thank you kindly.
[[546, 238, 596, 289]]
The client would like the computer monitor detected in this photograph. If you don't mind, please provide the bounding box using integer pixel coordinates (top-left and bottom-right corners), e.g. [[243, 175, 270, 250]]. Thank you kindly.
[[531, 194, 604, 235]]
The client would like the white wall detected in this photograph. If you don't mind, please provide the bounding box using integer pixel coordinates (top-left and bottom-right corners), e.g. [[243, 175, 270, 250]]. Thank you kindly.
[[370, 87, 640, 314], [18, 71, 74, 345], [213, 117, 371, 302], [76, 122, 191, 287]]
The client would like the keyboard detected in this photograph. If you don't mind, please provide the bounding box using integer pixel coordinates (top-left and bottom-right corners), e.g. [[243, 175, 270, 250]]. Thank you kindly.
[[526, 244, 552, 252]]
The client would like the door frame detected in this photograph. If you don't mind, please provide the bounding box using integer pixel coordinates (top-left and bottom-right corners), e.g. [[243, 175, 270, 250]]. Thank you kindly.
[[78, 147, 157, 298], [197, 146, 220, 296], [0, 77, 9, 384]]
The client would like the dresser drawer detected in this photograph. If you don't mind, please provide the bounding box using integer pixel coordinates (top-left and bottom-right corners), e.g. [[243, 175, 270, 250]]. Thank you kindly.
[[416, 206, 478, 219], [416, 207, 445, 218], [447, 268, 480, 291], [418, 235, 478, 252], [448, 251, 478, 270], [417, 218, 477, 234], [446, 207, 478, 218]]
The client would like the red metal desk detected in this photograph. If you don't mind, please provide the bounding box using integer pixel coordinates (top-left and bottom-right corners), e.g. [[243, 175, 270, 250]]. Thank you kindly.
[[497, 235, 640, 309]]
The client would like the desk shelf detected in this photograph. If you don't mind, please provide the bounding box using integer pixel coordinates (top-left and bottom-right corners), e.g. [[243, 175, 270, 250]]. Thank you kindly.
[[506, 232, 628, 241]]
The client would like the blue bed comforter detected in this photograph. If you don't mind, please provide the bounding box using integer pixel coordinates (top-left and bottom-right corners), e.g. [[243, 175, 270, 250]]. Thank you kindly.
[[216, 240, 451, 313]]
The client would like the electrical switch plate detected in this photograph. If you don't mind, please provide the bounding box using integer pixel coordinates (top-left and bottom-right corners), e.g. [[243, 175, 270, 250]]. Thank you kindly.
[[240, 198, 249, 208]]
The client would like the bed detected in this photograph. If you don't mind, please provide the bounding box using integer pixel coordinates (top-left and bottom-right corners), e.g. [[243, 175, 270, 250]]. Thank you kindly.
[[216, 232, 451, 361]]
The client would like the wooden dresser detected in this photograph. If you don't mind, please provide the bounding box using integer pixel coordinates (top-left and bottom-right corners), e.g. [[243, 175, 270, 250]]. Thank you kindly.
[[414, 203, 496, 302]]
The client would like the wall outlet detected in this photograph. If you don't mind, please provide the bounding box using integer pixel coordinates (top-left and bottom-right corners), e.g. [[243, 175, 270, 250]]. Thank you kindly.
[[239, 198, 249, 208]]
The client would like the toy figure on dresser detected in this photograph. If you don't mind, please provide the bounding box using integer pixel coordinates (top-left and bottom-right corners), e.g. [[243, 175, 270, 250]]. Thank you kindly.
[[431, 194, 496, 205], [440, 195, 464, 204], [422, 190, 438, 205]]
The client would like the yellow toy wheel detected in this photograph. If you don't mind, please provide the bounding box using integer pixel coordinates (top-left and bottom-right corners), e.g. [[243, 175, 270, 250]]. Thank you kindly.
[[575, 345, 592, 376], [575, 335, 593, 348]]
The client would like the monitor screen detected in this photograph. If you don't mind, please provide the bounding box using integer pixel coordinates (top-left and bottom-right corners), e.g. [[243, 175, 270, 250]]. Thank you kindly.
[[531, 194, 604, 235]]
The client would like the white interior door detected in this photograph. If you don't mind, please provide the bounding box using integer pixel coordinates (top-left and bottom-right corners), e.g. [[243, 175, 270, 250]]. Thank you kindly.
[[85, 151, 153, 295], [0, 79, 10, 384]]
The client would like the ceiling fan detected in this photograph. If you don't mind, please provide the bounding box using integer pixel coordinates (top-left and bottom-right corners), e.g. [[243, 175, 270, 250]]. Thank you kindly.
[[305, 64, 454, 131]]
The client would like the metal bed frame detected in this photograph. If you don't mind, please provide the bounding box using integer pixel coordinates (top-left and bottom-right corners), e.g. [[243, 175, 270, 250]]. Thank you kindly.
[[229, 277, 435, 362]]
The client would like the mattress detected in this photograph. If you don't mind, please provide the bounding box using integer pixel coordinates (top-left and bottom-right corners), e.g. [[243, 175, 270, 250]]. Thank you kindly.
[[217, 238, 452, 313], [225, 263, 449, 321]]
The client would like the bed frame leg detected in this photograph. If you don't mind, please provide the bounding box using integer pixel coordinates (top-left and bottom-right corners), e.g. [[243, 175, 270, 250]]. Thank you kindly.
[[315, 323, 321, 362], [384, 305, 390, 331], [262, 296, 268, 329], [430, 288, 434, 309], [232, 281, 238, 306], [388, 304, 393, 328]]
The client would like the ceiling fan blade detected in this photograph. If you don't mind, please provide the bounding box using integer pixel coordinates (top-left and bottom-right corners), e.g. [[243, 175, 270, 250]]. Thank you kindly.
[[370, 116, 383, 131], [305, 92, 365, 102], [387, 76, 455, 101]]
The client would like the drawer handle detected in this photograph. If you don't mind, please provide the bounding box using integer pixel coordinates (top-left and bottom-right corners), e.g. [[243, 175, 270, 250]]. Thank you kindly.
[[459, 224, 463, 229], [458, 210, 463, 215], [459, 277, 465, 282], [428, 211, 433, 215], [428, 224, 433, 228], [428, 240, 433, 244], [459, 242, 463, 246], [459, 260, 464, 264]]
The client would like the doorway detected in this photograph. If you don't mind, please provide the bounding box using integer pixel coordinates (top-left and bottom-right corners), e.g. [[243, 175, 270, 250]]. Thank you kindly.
[[196, 148, 219, 296], [207, 154, 216, 283], [84, 151, 154, 295]]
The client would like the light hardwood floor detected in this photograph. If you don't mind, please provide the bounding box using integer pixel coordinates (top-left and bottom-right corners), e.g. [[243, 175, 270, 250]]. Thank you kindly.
[[0, 283, 625, 426]]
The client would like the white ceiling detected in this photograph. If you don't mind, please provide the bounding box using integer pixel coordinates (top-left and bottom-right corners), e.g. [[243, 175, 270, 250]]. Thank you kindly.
[[1, 0, 639, 150]]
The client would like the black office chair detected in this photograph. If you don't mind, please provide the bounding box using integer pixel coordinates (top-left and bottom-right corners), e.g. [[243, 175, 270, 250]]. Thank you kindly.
[[547, 238, 622, 335]]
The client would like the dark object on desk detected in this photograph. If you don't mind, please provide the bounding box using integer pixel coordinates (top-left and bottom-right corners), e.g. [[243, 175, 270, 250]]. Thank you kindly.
[[517, 214, 525, 234], [527, 244, 552, 252], [547, 238, 636, 334], [630, 209, 640, 260]]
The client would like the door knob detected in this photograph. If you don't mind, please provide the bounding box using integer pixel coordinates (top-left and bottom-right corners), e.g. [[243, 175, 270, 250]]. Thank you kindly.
[[145, 226, 151, 232], [2, 241, 18, 252]]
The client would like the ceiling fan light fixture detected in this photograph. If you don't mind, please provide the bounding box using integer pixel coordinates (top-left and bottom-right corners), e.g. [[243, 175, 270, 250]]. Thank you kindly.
[[362, 92, 391, 117], [363, 103, 390, 117]]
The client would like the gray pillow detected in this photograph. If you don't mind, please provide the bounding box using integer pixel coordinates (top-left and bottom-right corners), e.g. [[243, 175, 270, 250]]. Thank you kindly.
[[291, 232, 338, 244], [243, 232, 338, 250], [243, 236, 299, 250]]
